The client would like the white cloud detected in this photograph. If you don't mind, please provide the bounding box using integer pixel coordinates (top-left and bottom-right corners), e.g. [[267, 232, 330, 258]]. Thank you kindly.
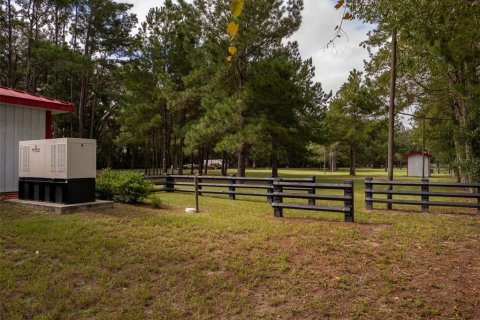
[[118, 0, 373, 93], [290, 0, 373, 93], [118, 0, 152, 25]]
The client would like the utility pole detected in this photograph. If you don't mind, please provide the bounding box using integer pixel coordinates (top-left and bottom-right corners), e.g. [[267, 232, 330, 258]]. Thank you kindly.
[[387, 28, 397, 210], [422, 115, 426, 178], [387, 28, 397, 182]]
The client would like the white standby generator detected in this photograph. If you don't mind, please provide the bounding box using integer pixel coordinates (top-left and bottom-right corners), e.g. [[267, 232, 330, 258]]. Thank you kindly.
[[18, 138, 96, 204]]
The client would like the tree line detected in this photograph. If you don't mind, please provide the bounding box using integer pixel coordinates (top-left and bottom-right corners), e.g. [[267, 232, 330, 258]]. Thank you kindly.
[[336, 0, 480, 182], [1, 0, 478, 181]]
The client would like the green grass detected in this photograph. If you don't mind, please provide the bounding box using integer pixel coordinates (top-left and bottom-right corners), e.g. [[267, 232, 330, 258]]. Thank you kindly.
[[171, 167, 478, 216], [1, 168, 479, 319]]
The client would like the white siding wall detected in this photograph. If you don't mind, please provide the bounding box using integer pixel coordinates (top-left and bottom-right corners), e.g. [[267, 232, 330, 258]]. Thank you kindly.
[[0, 103, 45, 192], [407, 154, 431, 177]]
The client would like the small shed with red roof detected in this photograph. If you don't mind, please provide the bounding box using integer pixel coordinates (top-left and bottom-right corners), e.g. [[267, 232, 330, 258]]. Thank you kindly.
[[406, 150, 432, 177], [0, 86, 74, 196]]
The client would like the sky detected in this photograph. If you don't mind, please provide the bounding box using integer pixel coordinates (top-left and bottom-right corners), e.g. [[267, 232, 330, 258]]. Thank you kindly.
[[118, 0, 373, 94]]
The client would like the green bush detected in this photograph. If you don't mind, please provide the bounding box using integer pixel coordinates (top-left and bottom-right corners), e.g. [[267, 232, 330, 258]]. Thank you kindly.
[[456, 157, 480, 183], [148, 194, 163, 208], [96, 169, 154, 203]]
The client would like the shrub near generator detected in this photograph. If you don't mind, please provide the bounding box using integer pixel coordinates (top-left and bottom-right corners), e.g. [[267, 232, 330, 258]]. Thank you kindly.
[[18, 138, 96, 204]]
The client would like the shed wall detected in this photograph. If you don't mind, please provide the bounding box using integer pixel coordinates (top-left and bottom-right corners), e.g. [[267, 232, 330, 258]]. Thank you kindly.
[[0, 103, 45, 192], [407, 154, 431, 177]]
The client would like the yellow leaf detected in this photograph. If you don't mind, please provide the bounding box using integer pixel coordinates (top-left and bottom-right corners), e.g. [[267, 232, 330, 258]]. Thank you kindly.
[[226, 55, 233, 63], [228, 46, 237, 56], [227, 21, 239, 38], [334, 0, 344, 9], [230, 0, 244, 18], [343, 12, 353, 20]]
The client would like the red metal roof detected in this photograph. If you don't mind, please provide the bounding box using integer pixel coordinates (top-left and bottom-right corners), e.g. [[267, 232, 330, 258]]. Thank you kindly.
[[0, 86, 74, 113], [406, 150, 433, 158]]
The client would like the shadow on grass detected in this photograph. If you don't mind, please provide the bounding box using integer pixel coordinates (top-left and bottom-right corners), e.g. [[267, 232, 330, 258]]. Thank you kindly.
[[366, 207, 480, 217], [271, 214, 393, 228]]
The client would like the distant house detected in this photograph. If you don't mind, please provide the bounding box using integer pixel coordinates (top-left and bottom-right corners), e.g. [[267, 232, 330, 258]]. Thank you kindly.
[[203, 159, 222, 168], [0, 87, 74, 198], [406, 151, 432, 177]]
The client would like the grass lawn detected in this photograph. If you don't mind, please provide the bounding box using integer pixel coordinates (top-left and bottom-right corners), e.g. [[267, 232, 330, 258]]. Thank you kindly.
[[1, 168, 480, 319]]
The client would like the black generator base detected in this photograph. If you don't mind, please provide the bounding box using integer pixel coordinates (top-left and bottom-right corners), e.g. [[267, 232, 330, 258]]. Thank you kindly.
[[19, 178, 96, 204]]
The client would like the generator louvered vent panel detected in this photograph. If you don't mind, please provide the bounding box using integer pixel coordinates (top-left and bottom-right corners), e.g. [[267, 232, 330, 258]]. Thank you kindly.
[[50, 144, 56, 172], [50, 144, 66, 172], [19, 146, 30, 173], [57, 144, 66, 172]]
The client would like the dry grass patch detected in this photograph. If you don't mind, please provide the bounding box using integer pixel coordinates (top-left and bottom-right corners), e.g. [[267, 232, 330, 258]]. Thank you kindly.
[[1, 175, 480, 319]]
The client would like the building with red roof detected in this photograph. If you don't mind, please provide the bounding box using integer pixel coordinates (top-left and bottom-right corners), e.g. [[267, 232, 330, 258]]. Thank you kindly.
[[0, 86, 74, 196], [406, 150, 432, 177]]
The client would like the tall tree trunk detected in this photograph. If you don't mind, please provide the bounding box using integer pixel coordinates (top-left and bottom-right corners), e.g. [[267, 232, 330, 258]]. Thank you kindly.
[[171, 134, 177, 174], [178, 137, 184, 175], [449, 74, 472, 182], [349, 144, 356, 176], [152, 132, 157, 174], [221, 151, 227, 176], [237, 142, 246, 177], [78, 7, 93, 138], [190, 153, 194, 175], [323, 146, 327, 172], [162, 101, 173, 173], [144, 138, 149, 174], [177, 109, 186, 175], [70, 4, 79, 102], [52, 2, 59, 97], [162, 102, 169, 173], [54, 3, 59, 45], [271, 152, 278, 178], [453, 131, 466, 183], [204, 149, 209, 175], [88, 96, 97, 138], [387, 27, 397, 181], [6, 0, 13, 87], [198, 148, 204, 175], [78, 70, 88, 137], [25, 0, 35, 92], [330, 148, 337, 172]]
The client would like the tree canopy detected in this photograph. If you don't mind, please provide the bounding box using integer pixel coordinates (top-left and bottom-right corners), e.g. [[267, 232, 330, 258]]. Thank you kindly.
[[1, 0, 478, 181]]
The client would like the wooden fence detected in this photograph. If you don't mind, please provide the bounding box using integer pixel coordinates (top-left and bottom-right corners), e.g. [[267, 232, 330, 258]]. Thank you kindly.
[[145, 174, 354, 222], [365, 177, 480, 213], [272, 179, 354, 222], [145, 174, 315, 203]]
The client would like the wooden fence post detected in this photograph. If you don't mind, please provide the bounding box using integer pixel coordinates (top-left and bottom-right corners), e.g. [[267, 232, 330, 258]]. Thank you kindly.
[[194, 174, 199, 212], [477, 186, 480, 214], [387, 181, 393, 210], [229, 174, 236, 200], [165, 174, 174, 192], [344, 180, 354, 222], [308, 176, 316, 205], [365, 177, 373, 210], [197, 176, 203, 196], [477, 187, 480, 214], [267, 176, 273, 203], [421, 178, 429, 213], [273, 178, 283, 217]]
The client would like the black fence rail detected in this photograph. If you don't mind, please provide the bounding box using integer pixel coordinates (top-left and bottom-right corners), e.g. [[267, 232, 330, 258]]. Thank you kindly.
[[145, 174, 316, 203], [365, 177, 480, 213], [145, 174, 354, 222], [272, 179, 354, 222]]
